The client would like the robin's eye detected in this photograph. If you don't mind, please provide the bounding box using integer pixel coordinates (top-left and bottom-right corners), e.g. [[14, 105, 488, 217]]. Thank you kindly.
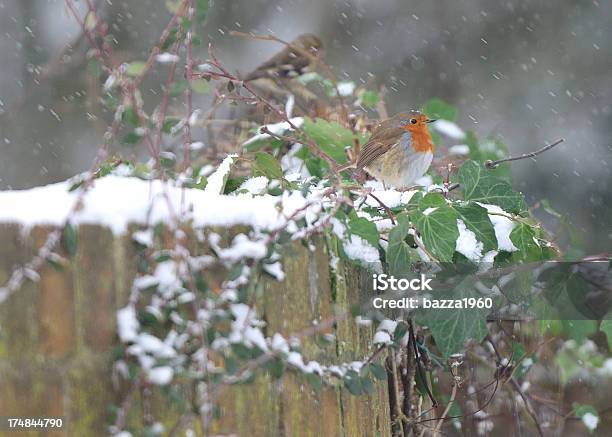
[[410, 118, 417, 124]]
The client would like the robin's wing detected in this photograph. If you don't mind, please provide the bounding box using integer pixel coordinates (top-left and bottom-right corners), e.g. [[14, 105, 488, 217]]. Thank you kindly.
[[356, 124, 405, 169]]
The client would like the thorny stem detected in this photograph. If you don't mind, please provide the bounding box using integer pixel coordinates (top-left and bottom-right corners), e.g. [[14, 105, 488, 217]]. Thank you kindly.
[[485, 138, 564, 169], [64, 0, 112, 74], [182, 0, 196, 170], [153, 37, 183, 162]]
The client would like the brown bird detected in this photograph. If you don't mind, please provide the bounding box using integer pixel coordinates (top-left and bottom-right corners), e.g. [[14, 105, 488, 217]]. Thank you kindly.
[[243, 34, 324, 82], [344, 111, 436, 188]]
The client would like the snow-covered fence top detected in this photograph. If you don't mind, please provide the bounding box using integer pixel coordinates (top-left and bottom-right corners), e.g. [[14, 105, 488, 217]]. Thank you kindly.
[[0, 174, 310, 234]]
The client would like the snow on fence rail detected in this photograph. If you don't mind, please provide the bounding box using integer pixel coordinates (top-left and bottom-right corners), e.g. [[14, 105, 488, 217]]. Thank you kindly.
[[0, 177, 390, 435]]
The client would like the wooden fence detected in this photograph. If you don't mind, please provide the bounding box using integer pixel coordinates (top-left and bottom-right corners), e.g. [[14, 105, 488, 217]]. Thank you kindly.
[[0, 223, 391, 436]]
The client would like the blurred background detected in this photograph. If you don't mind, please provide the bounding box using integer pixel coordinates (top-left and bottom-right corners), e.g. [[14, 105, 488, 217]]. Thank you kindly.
[[0, 0, 610, 253]]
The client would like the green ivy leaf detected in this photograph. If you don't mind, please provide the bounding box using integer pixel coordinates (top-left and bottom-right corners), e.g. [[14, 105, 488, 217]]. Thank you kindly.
[[562, 320, 598, 343], [62, 223, 78, 257], [422, 98, 457, 121], [418, 192, 446, 211], [170, 79, 188, 97], [123, 131, 143, 145], [122, 107, 139, 127], [415, 205, 459, 263], [360, 376, 375, 394], [344, 371, 363, 395], [510, 224, 542, 261], [601, 317, 612, 350], [387, 214, 417, 276], [159, 152, 177, 169], [453, 203, 497, 252], [459, 160, 526, 213], [190, 78, 210, 94], [357, 89, 380, 108], [162, 117, 182, 134], [305, 373, 323, 392], [302, 118, 355, 163], [253, 152, 283, 180], [125, 61, 147, 77], [416, 279, 488, 359], [348, 217, 379, 248], [369, 363, 387, 380]]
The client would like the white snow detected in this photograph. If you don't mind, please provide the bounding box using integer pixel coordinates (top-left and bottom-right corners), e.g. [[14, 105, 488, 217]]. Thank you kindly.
[[373, 331, 392, 345], [337, 81, 356, 96], [362, 181, 418, 208], [155, 53, 180, 63], [204, 154, 237, 195], [135, 333, 176, 358], [117, 306, 139, 342], [132, 229, 153, 247], [189, 141, 205, 151], [270, 333, 289, 354], [477, 203, 518, 252], [263, 262, 285, 280], [285, 94, 295, 118], [281, 144, 310, 178], [448, 144, 470, 155], [582, 412, 599, 432], [330, 216, 383, 269], [153, 261, 182, 296], [133, 275, 158, 290], [422, 207, 437, 216], [432, 120, 465, 139], [213, 234, 268, 262], [378, 319, 397, 333], [188, 109, 201, 126], [343, 235, 381, 265], [239, 176, 269, 195], [455, 219, 484, 262], [148, 366, 174, 385], [242, 117, 304, 147], [229, 303, 269, 352], [0, 174, 324, 235]]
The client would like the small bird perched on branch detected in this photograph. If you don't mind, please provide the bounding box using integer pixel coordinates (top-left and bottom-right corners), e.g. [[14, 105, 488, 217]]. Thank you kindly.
[[343, 111, 436, 188], [243, 34, 324, 82]]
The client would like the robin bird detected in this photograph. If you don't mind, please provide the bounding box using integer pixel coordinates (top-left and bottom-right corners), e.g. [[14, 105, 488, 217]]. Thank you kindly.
[[343, 111, 436, 188], [243, 34, 324, 82]]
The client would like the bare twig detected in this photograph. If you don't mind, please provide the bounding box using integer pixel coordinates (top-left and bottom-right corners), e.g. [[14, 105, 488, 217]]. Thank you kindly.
[[485, 138, 564, 169], [486, 335, 545, 437], [433, 381, 457, 435]]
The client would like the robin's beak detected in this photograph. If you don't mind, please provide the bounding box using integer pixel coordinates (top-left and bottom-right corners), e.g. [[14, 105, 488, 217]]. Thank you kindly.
[[425, 118, 437, 123]]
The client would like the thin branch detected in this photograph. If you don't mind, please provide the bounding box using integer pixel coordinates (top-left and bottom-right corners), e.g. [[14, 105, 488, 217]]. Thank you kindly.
[[433, 381, 457, 435], [485, 138, 564, 169], [486, 335, 545, 437]]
